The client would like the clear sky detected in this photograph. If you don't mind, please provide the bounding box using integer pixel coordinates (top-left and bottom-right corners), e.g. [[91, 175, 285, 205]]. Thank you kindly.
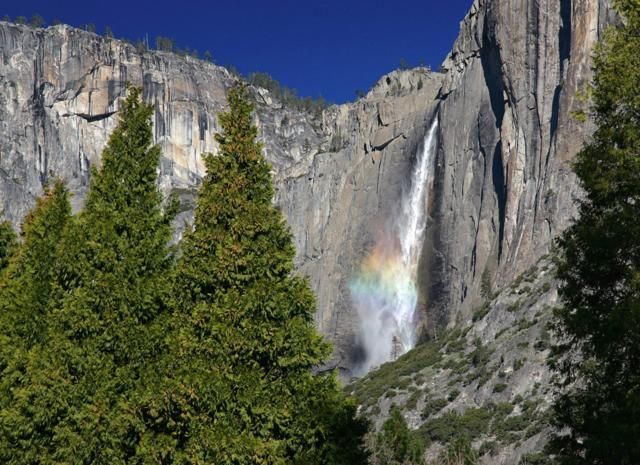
[[3, 1, 472, 103]]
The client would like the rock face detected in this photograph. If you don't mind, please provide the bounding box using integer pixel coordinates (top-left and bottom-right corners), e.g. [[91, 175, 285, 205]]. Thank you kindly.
[[0, 21, 443, 372], [419, 0, 615, 332], [349, 255, 564, 462]]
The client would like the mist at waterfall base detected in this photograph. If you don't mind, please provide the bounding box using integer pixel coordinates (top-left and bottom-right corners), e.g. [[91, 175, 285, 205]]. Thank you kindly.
[[350, 119, 439, 376]]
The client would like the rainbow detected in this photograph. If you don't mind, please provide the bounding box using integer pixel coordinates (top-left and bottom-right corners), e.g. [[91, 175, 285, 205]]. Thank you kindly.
[[350, 118, 439, 375]]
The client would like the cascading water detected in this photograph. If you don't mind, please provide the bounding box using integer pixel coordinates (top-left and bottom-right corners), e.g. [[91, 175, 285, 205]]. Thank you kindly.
[[350, 117, 439, 375]]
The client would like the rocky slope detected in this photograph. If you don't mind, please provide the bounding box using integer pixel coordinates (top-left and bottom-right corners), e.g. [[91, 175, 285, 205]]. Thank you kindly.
[[0, 21, 443, 372], [349, 256, 560, 463]]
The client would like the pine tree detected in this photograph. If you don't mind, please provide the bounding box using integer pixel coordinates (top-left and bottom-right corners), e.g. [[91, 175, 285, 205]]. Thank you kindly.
[[0, 182, 71, 461], [0, 182, 70, 346], [0, 87, 176, 463], [550, 1, 640, 463], [136, 85, 368, 464]]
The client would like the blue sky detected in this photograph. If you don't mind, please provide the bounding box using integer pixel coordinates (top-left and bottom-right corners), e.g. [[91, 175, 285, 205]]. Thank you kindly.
[[3, 1, 472, 103]]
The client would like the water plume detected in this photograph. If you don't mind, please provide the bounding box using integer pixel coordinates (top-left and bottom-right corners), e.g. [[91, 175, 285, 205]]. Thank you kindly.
[[350, 117, 439, 375]]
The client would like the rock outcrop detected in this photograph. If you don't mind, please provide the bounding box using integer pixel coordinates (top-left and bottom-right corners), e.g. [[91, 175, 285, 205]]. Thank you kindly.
[[345, 1, 624, 462]]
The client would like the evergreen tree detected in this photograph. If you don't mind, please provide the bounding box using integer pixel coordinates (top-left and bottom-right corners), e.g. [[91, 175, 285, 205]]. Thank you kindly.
[[0, 220, 17, 272], [0, 182, 71, 461], [550, 1, 640, 463], [137, 85, 368, 464], [0, 183, 70, 346], [0, 87, 175, 463], [370, 407, 425, 465], [29, 14, 45, 28]]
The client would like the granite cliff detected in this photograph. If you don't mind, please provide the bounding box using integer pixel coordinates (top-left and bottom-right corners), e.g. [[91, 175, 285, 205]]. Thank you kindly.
[[0, 0, 622, 460], [419, 0, 616, 332], [0, 0, 615, 386]]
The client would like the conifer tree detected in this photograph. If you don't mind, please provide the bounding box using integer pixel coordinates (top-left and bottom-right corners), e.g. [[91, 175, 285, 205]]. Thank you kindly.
[[137, 85, 368, 464], [0, 182, 71, 461], [551, 1, 640, 463], [0, 87, 175, 463], [0, 182, 70, 346]]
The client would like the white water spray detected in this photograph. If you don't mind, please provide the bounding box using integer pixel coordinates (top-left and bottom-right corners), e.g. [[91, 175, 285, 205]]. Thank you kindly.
[[350, 117, 439, 375]]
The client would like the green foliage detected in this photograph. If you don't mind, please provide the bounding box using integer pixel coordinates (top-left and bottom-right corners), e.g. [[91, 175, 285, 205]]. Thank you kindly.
[[155, 35, 174, 51], [472, 302, 490, 322], [371, 407, 427, 465], [0, 88, 175, 463], [440, 436, 479, 465], [136, 85, 368, 464], [247, 72, 329, 117], [349, 335, 445, 407], [419, 408, 492, 443], [471, 339, 492, 367], [0, 184, 74, 459], [405, 389, 423, 410], [479, 440, 499, 457], [493, 383, 508, 393], [493, 414, 529, 440], [0, 85, 367, 464], [0, 182, 71, 356], [520, 452, 552, 465], [494, 402, 515, 417], [550, 4, 640, 463], [29, 13, 44, 27], [534, 327, 550, 351], [422, 398, 448, 420], [0, 182, 71, 382], [0, 221, 17, 271], [513, 358, 525, 371], [480, 268, 492, 299], [507, 300, 521, 312]]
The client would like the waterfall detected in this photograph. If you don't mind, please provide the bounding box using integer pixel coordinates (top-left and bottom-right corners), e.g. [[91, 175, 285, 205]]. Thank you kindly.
[[350, 117, 439, 375]]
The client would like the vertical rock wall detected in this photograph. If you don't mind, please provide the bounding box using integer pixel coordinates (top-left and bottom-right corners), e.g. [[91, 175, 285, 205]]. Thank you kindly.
[[419, 0, 615, 331]]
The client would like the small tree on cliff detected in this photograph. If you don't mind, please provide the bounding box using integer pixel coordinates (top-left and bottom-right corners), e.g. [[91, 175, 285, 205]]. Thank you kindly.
[[550, 1, 640, 463], [0, 87, 176, 463], [136, 85, 369, 464]]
